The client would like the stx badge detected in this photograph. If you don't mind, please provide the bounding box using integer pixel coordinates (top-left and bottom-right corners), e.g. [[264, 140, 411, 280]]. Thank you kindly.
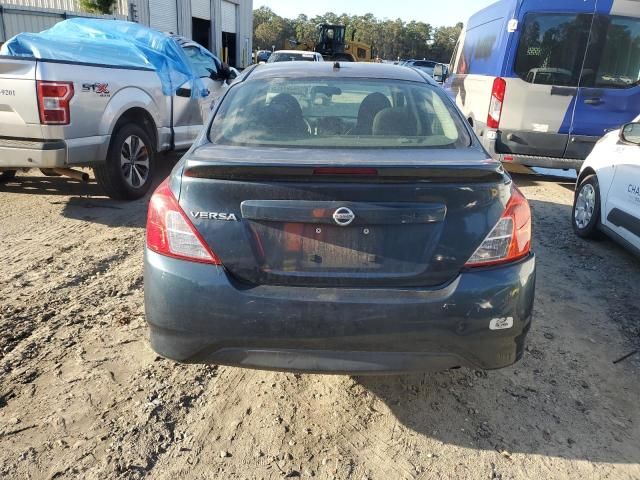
[[82, 83, 110, 97]]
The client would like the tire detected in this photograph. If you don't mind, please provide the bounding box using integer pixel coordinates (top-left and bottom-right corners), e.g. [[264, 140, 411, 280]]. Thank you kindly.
[[39, 168, 61, 177], [0, 170, 17, 183], [94, 123, 155, 200], [572, 174, 602, 239]]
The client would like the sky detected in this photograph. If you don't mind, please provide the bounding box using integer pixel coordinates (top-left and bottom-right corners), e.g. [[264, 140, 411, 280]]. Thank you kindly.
[[254, 0, 497, 27]]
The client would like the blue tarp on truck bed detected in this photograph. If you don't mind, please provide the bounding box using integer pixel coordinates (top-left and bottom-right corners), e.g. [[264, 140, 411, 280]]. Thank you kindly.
[[0, 18, 206, 97]]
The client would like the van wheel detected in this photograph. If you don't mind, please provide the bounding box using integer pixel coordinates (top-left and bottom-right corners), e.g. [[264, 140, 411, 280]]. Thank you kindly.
[[572, 174, 602, 239], [94, 123, 155, 200], [0, 170, 17, 183]]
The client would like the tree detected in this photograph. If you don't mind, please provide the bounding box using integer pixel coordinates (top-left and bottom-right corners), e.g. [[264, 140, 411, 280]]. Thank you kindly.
[[253, 7, 284, 49], [79, 0, 116, 14], [253, 8, 463, 61], [253, 6, 295, 50], [428, 23, 463, 62]]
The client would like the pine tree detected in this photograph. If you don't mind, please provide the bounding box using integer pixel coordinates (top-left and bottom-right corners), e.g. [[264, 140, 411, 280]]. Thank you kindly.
[[79, 0, 117, 15]]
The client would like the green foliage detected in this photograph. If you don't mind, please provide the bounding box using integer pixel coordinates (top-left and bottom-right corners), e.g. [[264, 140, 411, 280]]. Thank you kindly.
[[79, 0, 117, 14], [252, 7, 463, 63]]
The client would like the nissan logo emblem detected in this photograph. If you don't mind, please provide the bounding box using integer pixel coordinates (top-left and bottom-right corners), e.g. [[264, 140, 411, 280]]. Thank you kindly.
[[332, 207, 355, 227]]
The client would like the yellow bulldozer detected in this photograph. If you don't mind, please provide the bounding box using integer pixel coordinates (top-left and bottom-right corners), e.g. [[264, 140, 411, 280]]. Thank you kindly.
[[289, 24, 373, 63]]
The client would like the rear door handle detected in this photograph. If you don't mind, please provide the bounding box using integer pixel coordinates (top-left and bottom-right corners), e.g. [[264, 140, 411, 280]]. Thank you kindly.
[[584, 97, 603, 106]]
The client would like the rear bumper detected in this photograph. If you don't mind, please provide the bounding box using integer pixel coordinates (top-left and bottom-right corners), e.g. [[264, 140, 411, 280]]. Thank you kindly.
[[0, 137, 66, 168], [0, 135, 110, 168], [144, 250, 536, 374]]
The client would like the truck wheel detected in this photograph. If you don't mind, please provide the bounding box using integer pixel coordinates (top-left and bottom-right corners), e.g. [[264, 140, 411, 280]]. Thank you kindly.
[[572, 174, 602, 239], [0, 170, 17, 183], [94, 123, 155, 200]]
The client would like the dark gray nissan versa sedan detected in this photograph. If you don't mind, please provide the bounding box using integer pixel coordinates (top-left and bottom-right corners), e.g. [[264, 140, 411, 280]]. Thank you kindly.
[[144, 62, 535, 374]]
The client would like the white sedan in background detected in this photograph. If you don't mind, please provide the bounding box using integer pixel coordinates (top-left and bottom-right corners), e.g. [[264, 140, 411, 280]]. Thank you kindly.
[[572, 116, 640, 256], [267, 50, 324, 63]]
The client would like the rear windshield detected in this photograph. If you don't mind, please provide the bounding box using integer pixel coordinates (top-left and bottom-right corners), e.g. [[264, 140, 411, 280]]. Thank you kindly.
[[268, 52, 317, 62], [208, 78, 471, 149]]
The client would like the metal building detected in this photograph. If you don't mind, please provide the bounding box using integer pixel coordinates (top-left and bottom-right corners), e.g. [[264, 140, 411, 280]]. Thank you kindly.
[[0, 2, 127, 42], [0, 0, 254, 68], [134, 0, 253, 68]]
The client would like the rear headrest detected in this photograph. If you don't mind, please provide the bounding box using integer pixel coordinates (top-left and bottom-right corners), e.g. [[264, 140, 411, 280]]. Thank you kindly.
[[372, 107, 418, 136], [353, 92, 392, 135], [269, 93, 304, 119], [258, 93, 308, 137]]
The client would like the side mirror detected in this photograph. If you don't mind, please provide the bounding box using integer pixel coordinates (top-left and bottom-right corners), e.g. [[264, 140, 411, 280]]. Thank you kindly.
[[226, 66, 239, 83], [207, 67, 224, 82], [433, 63, 447, 83], [620, 122, 640, 145]]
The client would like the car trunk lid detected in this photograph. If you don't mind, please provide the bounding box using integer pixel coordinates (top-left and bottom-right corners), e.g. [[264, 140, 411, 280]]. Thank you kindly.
[[179, 145, 510, 287]]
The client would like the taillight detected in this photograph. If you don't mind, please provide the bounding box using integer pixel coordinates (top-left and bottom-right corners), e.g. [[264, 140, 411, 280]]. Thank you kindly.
[[465, 185, 531, 267], [487, 77, 506, 129], [37, 81, 74, 125], [146, 179, 221, 265]]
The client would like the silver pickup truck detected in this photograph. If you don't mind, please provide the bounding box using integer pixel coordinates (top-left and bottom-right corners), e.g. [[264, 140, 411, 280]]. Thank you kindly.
[[0, 37, 232, 199]]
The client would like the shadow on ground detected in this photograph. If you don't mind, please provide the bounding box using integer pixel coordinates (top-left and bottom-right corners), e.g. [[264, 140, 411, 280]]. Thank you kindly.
[[355, 196, 639, 465], [0, 154, 180, 228], [512, 172, 576, 192]]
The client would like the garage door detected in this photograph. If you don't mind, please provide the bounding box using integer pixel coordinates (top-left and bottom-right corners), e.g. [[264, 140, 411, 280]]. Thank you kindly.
[[221, 0, 236, 33], [191, 0, 210, 20], [149, 0, 178, 34]]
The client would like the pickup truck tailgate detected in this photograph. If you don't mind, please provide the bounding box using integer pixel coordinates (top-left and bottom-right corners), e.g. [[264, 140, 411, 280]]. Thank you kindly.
[[0, 58, 43, 138]]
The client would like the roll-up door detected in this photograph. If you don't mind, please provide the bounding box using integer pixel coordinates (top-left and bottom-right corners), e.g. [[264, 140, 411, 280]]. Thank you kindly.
[[191, 0, 210, 20], [149, 0, 178, 34], [221, 1, 237, 33]]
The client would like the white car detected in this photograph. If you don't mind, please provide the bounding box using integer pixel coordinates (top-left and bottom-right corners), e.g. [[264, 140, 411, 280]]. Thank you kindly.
[[267, 50, 324, 63], [572, 116, 640, 256]]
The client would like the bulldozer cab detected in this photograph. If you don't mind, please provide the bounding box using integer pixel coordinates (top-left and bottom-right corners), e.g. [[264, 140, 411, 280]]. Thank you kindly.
[[316, 24, 347, 57]]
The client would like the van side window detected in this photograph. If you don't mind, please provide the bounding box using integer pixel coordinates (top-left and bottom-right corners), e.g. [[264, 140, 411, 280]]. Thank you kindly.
[[581, 15, 640, 89], [514, 13, 592, 87]]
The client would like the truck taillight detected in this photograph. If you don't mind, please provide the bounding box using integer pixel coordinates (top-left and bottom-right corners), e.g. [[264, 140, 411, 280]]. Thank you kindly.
[[36, 81, 74, 125], [465, 185, 531, 267], [487, 77, 506, 129], [146, 179, 221, 265]]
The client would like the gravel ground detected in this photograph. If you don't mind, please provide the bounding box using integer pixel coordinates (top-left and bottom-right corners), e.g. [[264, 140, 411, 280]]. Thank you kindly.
[[1, 163, 639, 480]]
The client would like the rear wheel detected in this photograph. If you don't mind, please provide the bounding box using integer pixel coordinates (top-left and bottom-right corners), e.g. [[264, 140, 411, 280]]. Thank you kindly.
[[94, 123, 155, 200], [0, 170, 17, 183], [572, 174, 602, 239]]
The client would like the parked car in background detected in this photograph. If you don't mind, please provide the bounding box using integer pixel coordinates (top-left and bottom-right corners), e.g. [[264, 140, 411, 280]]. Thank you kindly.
[[0, 19, 233, 199], [443, 0, 640, 171], [403, 59, 440, 77], [255, 50, 272, 63], [144, 62, 536, 374], [572, 116, 640, 256], [267, 50, 324, 63]]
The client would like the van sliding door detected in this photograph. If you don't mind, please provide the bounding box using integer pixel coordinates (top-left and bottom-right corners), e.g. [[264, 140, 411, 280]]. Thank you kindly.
[[497, 12, 592, 158], [567, 14, 640, 159]]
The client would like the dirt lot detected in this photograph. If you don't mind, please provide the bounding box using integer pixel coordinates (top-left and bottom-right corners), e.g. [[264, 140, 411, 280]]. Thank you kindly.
[[1, 162, 639, 480]]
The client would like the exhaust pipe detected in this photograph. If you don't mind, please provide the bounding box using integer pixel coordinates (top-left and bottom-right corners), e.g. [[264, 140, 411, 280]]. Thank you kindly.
[[52, 168, 90, 183]]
